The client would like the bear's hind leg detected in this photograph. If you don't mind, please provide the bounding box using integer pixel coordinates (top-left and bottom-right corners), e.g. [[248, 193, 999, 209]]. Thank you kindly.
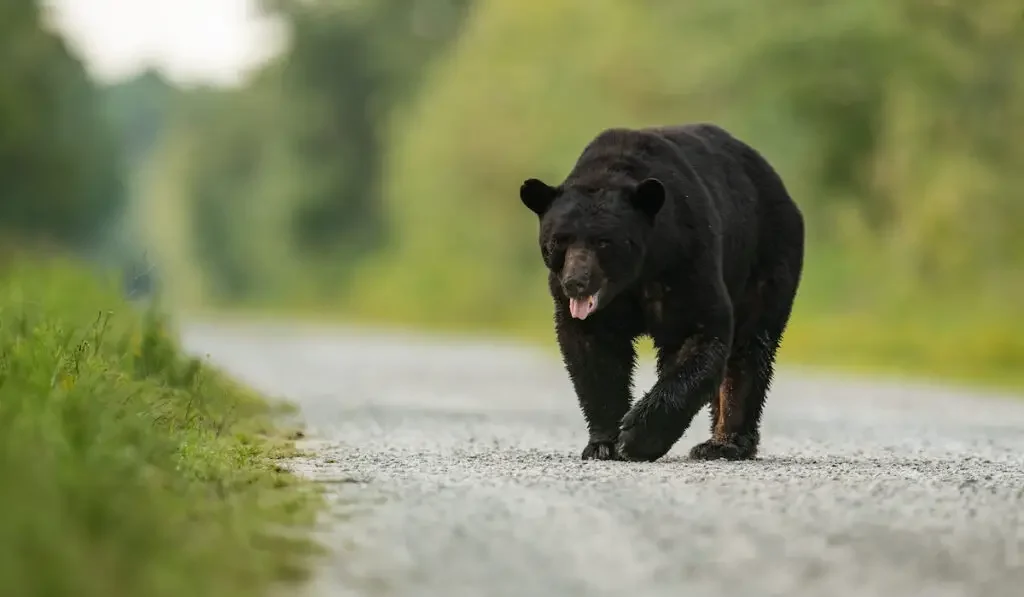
[[690, 254, 801, 461], [688, 334, 779, 461]]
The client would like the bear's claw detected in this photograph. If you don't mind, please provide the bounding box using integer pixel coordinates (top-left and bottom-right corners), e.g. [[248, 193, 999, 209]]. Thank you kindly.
[[581, 440, 621, 461], [688, 436, 757, 461]]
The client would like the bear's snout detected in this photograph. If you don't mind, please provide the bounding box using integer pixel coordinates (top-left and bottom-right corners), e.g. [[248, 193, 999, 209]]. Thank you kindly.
[[562, 277, 590, 297], [561, 246, 603, 298]]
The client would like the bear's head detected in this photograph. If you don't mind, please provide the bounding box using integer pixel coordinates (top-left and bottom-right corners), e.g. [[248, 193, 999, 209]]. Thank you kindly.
[[519, 177, 665, 320]]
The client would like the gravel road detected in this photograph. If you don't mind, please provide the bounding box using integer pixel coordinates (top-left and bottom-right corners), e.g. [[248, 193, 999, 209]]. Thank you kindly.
[[180, 320, 1024, 597]]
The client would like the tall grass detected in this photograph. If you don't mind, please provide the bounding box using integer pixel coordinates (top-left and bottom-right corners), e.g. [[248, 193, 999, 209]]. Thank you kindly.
[[0, 257, 323, 597]]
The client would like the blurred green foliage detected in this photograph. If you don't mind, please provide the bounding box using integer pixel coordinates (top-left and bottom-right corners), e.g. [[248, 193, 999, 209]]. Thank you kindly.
[[132, 0, 474, 305], [4, 0, 1023, 387], [339, 0, 1024, 386], [128, 0, 1023, 386], [0, 0, 124, 251]]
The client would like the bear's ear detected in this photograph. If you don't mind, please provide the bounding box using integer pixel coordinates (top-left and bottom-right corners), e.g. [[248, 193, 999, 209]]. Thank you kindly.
[[520, 178, 557, 216], [629, 177, 666, 220]]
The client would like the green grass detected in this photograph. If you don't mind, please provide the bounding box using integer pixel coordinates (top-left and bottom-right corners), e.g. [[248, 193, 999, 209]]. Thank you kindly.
[[0, 257, 324, 597], [778, 307, 1024, 392]]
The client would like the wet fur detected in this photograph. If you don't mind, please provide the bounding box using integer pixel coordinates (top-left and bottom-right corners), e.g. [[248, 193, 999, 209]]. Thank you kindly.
[[520, 123, 804, 462]]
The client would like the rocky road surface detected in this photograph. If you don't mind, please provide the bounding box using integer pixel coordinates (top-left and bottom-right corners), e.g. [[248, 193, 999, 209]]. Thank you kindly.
[[180, 321, 1024, 597]]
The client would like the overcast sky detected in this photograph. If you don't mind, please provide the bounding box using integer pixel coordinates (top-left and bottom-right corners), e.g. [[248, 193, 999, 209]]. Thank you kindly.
[[46, 0, 284, 86]]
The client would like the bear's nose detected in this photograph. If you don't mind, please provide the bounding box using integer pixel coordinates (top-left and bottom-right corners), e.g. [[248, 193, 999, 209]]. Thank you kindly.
[[563, 278, 588, 296]]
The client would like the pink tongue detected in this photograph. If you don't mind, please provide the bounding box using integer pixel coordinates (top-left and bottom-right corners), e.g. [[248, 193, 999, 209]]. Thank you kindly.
[[569, 297, 595, 320]]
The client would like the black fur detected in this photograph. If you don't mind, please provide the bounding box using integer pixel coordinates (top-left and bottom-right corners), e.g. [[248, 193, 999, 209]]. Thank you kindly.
[[519, 123, 804, 462]]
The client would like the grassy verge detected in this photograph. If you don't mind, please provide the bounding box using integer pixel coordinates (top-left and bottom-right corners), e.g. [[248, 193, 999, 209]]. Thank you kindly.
[[777, 310, 1024, 391], [0, 257, 324, 597]]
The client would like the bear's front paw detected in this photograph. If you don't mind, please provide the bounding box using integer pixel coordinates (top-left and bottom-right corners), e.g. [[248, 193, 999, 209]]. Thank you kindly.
[[688, 435, 757, 461], [615, 411, 677, 462], [581, 440, 620, 461]]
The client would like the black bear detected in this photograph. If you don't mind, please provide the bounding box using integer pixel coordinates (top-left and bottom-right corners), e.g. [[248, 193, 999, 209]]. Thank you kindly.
[[519, 123, 804, 462]]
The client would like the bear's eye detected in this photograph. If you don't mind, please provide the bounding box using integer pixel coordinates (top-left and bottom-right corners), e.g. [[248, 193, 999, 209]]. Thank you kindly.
[[552, 234, 571, 246], [596, 239, 613, 249]]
